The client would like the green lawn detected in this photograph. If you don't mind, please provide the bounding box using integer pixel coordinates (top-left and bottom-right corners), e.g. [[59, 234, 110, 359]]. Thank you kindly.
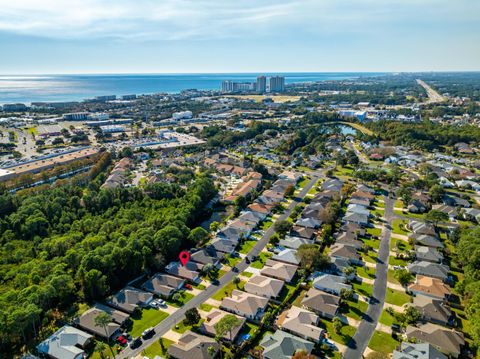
[[173, 319, 204, 334], [166, 291, 194, 307], [375, 200, 385, 209], [243, 271, 254, 278], [394, 199, 404, 208], [371, 208, 385, 217], [379, 309, 401, 327], [343, 299, 369, 321], [225, 255, 242, 267], [89, 340, 121, 359], [387, 269, 401, 285], [278, 283, 297, 302], [362, 237, 380, 250], [389, 238, 412, 252], [260, 220, 273, 230], [392, 219, 408, 235], [250, 252, 272, 269], [297, 178, 309, 189], [193, 283, 206, 290], [199, 303, 214, 312], [388, 256, 409, 267], [362, 251, 378, 264], [320, 319, 356, 346], [356, 266, 376, 280], [352, 280, 373, 297], [368, 331, 401, 353], [128, 309, 169, 337], [143, 338, 174, 357], [239, 240, 257, 254], [212, 280, 245, 301], [385, 288, 411, 306], [366, 227, 382, 237]]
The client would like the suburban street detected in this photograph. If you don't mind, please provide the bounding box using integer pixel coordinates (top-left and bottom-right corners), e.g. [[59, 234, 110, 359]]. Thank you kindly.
[[119, 169, 326, 358], [344, 194, 394, 359]]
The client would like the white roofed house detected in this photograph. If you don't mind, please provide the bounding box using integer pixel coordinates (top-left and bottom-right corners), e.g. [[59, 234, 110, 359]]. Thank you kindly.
[[276, 306, 324, 343], [37, 325, 93, 359], [244, 274, 284, 299]]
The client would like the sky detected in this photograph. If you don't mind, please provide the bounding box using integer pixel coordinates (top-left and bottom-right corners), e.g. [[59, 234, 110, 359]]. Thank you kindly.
[[0, 0, 479, 74]]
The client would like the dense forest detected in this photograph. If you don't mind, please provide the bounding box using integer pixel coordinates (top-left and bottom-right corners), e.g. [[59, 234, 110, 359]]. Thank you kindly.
[[0, 171, 216, 352], [363, 120, 480, 150], [455, 226, 480, 351]]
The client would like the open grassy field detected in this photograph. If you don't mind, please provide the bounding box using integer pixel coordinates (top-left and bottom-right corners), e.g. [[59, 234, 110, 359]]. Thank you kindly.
[[128, 309, 169, 337]]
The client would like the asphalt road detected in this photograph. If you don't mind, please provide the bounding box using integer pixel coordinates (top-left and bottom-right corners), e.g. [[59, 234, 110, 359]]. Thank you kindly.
[[344, 194, 394, 359], [119, 169, 326, 358]]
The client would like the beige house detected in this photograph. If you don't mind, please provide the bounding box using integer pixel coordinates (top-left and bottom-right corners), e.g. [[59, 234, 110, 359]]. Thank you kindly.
[[200, 309, 246, 341], [276, 306, 324, 343], [261, 259, 298, 283], [244, 275, 284, 299], [220, 289, 269, 320]]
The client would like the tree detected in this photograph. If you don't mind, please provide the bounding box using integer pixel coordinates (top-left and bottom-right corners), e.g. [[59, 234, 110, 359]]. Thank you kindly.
[[429, 184, 445, 203], [402, 306, 421, 325], [394, 269, 414, 286], [285, 184, 295, 197], [185, 308, 201, 325], [274, 220, 292, 236], [425, 209, 449, 228], [210, 221, 220, 232], [207, 345, 218, 358], [94, 312, 115, 357], [340, 288, 354, 301], [233, 277, 241, 288], [296, 244, 329, 271], [214, 314, 243, 341], [188, 227, 209, 244], [397, 185, 413, 205], [332, 316, 343, 334]]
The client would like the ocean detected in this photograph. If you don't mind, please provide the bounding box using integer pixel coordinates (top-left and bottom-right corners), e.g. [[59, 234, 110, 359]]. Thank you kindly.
[[0, 72, 384, 104]]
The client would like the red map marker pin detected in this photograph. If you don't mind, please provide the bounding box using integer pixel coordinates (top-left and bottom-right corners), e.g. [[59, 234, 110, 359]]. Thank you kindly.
[[179, 251, 190, 266]]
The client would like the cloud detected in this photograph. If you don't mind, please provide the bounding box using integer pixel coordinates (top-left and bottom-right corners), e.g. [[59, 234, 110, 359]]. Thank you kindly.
[[0, 0, 478, 41]]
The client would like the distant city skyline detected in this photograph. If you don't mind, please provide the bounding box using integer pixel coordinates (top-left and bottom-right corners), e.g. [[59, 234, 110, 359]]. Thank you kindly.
[[0, 0, 479, 74]]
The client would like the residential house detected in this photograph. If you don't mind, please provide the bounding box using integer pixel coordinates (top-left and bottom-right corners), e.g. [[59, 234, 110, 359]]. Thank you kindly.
[[279, 236, 313, 250], [276, 306, 324, 343], [208, 238, 237, 255], [142, 273, 185, 298], [190, 248, 222, 266], [244, 275, 284, 299], [74, 304, 129, 339], [301, 288, 340, 319], [313, 274, 352, 295], [260, 330, 314, 359], [442, 195, 470, 208], [329, 243, 362, 265], [200, 309, 245, 341], [393, 342, 447, 359], [335, 232, 363, 249], [168, 331, 220, 359], [289, 226, 317, 239], [165, 261, 202, 283], [410, 234, 444, 249], [408, 275, 451, 301], [409, 221, 436, 237], [260, 259, 298, 283], [106, 286, 154, 314], [406, 323, 464, 358], [343, 212, 369, 226], [295, 217, 321, 229], [408, 261, 449, 282], [415, 246, 443, 263], [37, 325, 93, 359], [220, 290, 268, 320], [272, 248, 300, 265], [413, 295, 453, 326]]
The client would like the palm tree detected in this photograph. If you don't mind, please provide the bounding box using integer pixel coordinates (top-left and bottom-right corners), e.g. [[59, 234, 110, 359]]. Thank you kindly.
[[94, 312, 115, 358]]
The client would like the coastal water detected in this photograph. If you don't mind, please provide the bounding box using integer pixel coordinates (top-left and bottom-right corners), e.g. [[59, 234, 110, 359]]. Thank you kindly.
[[0, 72, 385, 104]]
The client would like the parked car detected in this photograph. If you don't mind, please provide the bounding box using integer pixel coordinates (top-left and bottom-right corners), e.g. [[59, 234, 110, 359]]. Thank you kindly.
[[184, 283, 193, 290], [130, 337, 142, 349], [232, 266, 239, 272], [245, 257, 250, 264], [142, 327, 155, 339], [116, 335, 128, 346]]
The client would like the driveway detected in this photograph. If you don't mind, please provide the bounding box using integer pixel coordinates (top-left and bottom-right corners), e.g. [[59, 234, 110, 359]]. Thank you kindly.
[[119, 168, 328, 358], [344, 194, 394, 359]]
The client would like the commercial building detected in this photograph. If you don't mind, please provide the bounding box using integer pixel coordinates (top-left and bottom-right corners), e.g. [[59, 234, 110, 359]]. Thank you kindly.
[[172, 111, 193, 120], [63, 112, 89, 121], [269, 76, 285, 92], [256, 76, 267, 93]]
